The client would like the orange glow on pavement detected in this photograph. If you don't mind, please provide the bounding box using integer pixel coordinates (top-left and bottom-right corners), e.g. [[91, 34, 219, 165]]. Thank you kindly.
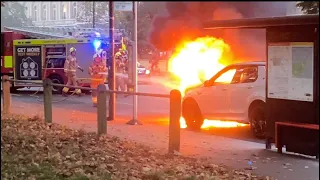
[[179, 117, 248, 129]]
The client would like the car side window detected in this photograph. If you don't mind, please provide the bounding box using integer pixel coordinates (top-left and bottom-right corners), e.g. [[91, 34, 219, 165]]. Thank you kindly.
[[239, 66, 258, 83], [213, 69, 237, 85]]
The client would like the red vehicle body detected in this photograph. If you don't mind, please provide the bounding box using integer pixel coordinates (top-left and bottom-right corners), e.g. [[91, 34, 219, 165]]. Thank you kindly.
[[1, 30, 125, 93], [1, 31, 95, 93], [1, 31, 25, 75]]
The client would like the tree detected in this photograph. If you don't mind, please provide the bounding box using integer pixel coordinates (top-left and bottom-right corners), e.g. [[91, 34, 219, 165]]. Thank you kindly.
[[136, 2, 166, 41], [76, 2, 165, 41], [1, 2, 33, 30], [76, 2, 110, 28], [296, 1, 319, 14], [76, 2, 166, 57]]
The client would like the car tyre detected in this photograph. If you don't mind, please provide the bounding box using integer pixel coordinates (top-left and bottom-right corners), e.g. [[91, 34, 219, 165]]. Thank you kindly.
[[249, 104, 266, 139], [48, 75, 64, 94], [182, 98, 204, 131], [10, 87, 20, 93]]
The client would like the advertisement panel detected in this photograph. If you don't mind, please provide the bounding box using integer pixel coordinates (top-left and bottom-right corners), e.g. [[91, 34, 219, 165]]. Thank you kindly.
[[15, 45, 42, 82], [267, 42, 314, 102]]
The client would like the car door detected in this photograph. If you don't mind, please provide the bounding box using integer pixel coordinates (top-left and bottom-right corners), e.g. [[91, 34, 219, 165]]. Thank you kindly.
[[227, 65, 260, 121], [195, 68, 237, 119]]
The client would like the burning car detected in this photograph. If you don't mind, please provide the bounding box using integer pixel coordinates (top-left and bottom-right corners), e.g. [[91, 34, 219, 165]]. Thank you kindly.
[[164, 36, 267, 138], [182, 62, 266, 138]]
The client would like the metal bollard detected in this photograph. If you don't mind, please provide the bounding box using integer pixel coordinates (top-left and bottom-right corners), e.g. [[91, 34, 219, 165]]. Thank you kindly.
[[97, 84, 107, 136], [168, 89, 182, 154], [2, 75, 11, 114], [43, 79, 53, 123]]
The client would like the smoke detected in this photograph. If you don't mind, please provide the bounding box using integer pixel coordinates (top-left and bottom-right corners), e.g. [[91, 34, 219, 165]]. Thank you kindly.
[[148, 2, 289, 62]]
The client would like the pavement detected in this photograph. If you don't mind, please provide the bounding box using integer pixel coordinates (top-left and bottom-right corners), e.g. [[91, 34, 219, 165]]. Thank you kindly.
[[1, 79, 319, 180]]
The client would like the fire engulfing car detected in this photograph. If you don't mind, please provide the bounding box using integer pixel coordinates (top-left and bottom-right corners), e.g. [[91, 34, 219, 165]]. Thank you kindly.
[[182, 62, 266, 138]]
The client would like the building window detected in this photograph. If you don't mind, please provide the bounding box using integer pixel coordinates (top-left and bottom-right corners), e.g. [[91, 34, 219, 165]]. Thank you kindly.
[[61, 3, 67, 19], [51, 4, 56, 20], [71, 2, 77, 19], [25, 6, 29, 17], [41, 5, 47, 21], [33, 5, 38, 21]]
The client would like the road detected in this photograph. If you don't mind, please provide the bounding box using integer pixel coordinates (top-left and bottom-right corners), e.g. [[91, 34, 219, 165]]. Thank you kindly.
[[1, 77, 319, 180]]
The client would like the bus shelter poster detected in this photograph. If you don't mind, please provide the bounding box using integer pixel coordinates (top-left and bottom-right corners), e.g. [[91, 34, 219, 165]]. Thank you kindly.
[[15, 46, 42, 81], [267, 42, 314, 102]]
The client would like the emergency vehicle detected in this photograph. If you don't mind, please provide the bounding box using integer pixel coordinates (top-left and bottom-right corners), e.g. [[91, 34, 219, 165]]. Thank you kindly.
[[1, 26, 123, 93]]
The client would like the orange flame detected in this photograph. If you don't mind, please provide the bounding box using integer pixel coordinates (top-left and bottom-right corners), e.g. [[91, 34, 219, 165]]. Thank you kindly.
[[168, 37, 229, 94], [169, 37, 248, 129]]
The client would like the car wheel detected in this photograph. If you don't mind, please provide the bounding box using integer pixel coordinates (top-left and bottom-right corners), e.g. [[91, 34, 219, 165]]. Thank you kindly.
[[48, 75, 64, 94], [182, 98, 204, 131], [249, 104, 266, 139]]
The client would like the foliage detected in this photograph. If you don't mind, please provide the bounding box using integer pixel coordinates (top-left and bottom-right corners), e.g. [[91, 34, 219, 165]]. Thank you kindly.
[[1, 2, 33, 30], [296, 1, 319, 14], [1, 115, 273, 180], [76, 2, 166, 57], [75, 2, 166, 41], [76, 2, 109, 28]]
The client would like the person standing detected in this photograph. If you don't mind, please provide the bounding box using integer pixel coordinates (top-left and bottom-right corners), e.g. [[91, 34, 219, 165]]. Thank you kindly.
[[88, 54, 107, 107], [115, 50, 126, 92], [62, 47, 83, 96]]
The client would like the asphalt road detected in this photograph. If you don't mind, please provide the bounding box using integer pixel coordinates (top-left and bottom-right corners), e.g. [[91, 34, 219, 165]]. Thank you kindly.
[[10, 83, 170, 117], [8, 81, 261, 142]]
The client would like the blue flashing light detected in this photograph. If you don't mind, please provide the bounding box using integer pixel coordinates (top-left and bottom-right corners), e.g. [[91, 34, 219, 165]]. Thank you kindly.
[[93, 40, 101, 50]]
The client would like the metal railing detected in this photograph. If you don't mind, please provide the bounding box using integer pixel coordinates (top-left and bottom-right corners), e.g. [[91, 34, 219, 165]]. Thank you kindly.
[[1, 75, 181, 154]]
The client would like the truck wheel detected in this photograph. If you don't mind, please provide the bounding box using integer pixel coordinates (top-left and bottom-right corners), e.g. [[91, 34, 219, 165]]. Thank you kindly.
[[249, 104, 266, 139], [81, 87, 91, 95], [182, 98, 204, 131], [10, 87, 19, 93], [48, 75, 64, 94]]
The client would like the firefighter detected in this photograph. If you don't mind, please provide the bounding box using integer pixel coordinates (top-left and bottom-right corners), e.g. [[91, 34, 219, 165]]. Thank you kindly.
[[88, 54, 107, 107], [115, 50, 126, 92], [150, 50, 160, 72], [62, 47, 84, 96]]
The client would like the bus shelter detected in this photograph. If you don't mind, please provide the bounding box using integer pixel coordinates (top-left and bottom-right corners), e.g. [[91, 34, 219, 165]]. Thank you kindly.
[[203, 14, 319, 157]]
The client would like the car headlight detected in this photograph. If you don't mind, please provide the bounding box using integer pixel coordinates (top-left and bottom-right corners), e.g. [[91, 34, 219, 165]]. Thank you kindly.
[[146, 70, 150, 74]]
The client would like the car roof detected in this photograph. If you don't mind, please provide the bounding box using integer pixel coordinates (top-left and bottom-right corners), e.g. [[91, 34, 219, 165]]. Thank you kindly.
[[228, 61, 266, 67]]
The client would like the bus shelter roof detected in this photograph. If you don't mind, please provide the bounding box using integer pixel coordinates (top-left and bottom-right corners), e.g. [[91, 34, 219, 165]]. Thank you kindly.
[[203, 14, 319, 30]]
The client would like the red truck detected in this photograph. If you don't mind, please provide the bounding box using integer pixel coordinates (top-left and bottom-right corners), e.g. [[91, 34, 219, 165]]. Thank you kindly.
[[1, 31, 26, 91], [1, 31, 99, 93]]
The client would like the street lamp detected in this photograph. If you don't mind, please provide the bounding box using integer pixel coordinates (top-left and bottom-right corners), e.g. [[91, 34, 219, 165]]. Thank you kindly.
[[126, 1, 141, 125], [107, 1, 116, 121], [92, 1, 96, 28]]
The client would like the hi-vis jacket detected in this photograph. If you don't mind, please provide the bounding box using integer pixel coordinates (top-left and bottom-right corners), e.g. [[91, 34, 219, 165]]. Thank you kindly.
[[64, 55, 80, 77], [115, 52, 127, 73], [88, 58, 107, 81]]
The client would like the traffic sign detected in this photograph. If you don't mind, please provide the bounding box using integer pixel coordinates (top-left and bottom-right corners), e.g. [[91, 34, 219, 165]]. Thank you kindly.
[[114, 2, 133, 12]]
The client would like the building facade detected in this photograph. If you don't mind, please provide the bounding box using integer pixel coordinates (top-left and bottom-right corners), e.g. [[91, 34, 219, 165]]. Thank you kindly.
[[21, 2, 78, 27]]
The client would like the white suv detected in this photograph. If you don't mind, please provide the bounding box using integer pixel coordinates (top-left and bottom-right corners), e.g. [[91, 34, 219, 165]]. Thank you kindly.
[[182, 62, 266, 138]]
